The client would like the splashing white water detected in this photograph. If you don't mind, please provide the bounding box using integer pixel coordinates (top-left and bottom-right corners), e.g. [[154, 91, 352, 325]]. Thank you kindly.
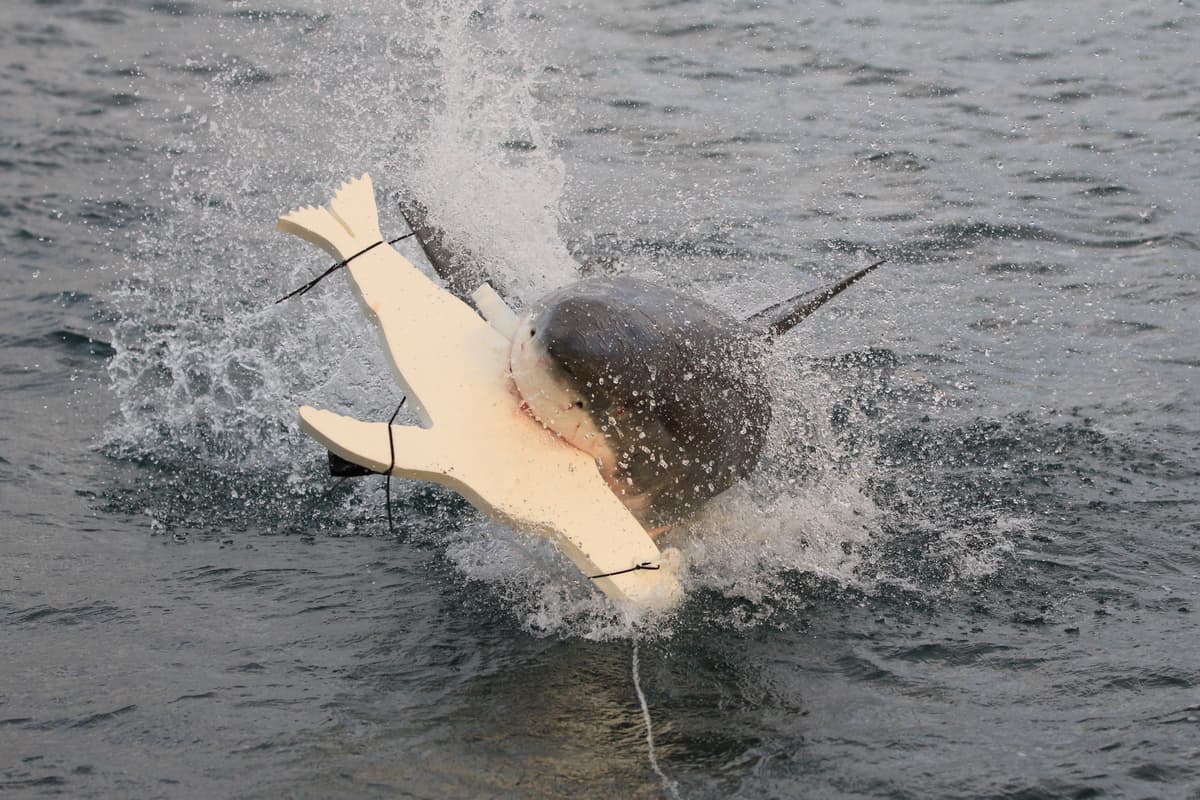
[[404, 0, 580, 301], [105, 0, 1020, 637], [107, 0, 575, 465]]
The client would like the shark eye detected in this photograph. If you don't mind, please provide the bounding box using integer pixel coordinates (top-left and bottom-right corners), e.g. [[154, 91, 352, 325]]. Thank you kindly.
[[573, 400, 586, 409], [529, 328, 537, 337]]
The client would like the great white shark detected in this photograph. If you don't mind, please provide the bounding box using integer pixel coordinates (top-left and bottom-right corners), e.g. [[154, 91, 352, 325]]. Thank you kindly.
[[354, 199, 884, 534]]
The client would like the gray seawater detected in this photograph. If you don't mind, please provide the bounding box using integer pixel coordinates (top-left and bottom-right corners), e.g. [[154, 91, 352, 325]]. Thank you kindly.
[[2, 0, 1198, 797]]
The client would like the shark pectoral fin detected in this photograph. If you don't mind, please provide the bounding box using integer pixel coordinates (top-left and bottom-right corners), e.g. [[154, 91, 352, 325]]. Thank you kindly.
[[299, 406, 446, 479], [470, 283, 520, 339]]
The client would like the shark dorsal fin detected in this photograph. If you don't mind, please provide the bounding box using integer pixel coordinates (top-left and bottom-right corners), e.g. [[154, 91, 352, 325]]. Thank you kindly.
[[396, 198, 493, 304]]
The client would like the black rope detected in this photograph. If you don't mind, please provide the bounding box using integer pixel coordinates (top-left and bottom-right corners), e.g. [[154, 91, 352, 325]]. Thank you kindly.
[[384, 397, 407, 535], [589, 561, 660, 580], [296, 397, 406, 537], [273, 220, 418, 534], [274, 232, 416, 304]]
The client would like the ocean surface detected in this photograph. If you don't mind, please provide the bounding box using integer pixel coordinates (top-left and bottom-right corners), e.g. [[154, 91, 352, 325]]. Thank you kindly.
[[2, 0, 1198, 797]]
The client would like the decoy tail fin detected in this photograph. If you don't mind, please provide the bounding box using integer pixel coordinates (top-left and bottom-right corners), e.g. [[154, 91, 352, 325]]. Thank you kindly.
[[277, 174, 380, 259], [746, 258, 887, 340]]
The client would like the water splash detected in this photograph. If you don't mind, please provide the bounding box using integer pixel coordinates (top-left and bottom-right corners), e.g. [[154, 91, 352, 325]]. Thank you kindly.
[[102, 0, 1022, 637], [403, 0, 580, 301], [106, 0, 575, 468]]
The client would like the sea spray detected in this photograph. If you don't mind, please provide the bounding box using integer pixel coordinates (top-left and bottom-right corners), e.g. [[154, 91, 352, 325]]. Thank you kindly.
[[103, 0, 1018, 635]]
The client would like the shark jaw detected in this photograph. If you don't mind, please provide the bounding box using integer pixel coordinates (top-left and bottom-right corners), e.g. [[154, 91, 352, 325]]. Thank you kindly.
[[508, 310, 657, 526]]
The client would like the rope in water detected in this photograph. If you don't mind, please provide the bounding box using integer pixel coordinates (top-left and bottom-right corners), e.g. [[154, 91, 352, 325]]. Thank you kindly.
[[287, 394, 406, 537], [632, 639, 681, 800], [384, 398, 406, 536]]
